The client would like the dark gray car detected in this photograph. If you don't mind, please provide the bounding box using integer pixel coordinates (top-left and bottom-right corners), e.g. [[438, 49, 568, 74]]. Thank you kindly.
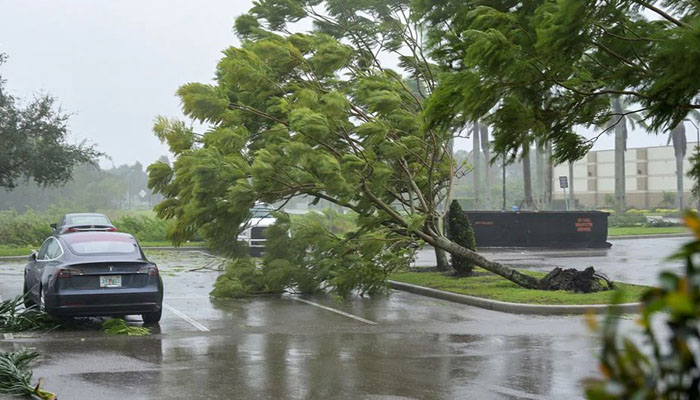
[[23, 231, 163, 323], [52, 213, 117, 234]]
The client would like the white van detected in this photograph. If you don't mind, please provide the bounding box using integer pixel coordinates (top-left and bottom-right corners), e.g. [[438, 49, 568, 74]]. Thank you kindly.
[[238, 205, 276, 256]]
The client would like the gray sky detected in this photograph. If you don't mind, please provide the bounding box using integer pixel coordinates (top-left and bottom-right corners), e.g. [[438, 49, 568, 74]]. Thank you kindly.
[[0, 0, 691, 169]]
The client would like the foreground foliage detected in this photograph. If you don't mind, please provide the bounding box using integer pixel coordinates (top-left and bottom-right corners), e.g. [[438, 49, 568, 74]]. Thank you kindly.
[[585, 212, 700, 398], [0, 349, 56, 400], [0, 296, 60, 333]]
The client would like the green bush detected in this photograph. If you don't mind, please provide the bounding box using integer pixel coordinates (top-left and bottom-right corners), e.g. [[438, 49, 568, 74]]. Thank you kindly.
[[112, 215, 172, 242], [608, 214, 647, 227], [447, 200, 476, 275], [0, 210, 53, 247]]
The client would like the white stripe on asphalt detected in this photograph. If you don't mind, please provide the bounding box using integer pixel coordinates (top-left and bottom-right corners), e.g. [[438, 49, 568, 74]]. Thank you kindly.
[[294, 298, 378, 325], [163, 303, 210, 332]]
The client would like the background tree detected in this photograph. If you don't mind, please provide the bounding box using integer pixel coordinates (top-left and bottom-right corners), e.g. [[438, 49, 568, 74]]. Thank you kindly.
[[148, 0, 591, 290], [0, 54, 98, 189]]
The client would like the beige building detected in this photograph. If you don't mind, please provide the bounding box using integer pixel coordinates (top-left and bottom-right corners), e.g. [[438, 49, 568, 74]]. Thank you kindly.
[[552, 143, 698, 209]]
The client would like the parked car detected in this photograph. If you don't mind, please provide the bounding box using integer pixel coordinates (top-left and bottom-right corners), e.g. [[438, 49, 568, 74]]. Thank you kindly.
[[23, 231, 163, 323], [238, 204, 276, 257], [52, 213, 117, 234]]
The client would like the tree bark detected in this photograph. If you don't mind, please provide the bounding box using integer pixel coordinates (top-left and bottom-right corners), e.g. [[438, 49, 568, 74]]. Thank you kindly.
[[522, 145, 535, 210], [612, 97, 626, 215], [568, 161, 575, 209], [671, 123, 687, 210], [535, 139, 545, 207], [545, 140, 553, 208], [431, 236, 541, 289], [435, 246, 449, 272], [472, 122, 481, 210]]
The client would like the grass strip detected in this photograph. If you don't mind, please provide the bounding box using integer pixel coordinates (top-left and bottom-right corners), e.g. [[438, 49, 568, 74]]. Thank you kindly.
[[608, 226, 688, 236], [390, 269, 648, 305]]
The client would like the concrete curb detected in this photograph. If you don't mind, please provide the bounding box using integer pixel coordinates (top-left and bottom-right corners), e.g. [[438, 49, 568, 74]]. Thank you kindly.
[[388, 280, 641, 315], [609, 233, 692, 240]]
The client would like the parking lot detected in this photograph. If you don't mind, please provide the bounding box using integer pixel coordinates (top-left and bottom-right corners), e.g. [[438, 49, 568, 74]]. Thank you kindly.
[[0, 248, 613, 399]]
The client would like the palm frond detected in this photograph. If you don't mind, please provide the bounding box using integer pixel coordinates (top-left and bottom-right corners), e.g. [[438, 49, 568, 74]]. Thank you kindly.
[[0, 349, 56, 399], [0, 296, 60, 333], [101, 318, 150, 336]]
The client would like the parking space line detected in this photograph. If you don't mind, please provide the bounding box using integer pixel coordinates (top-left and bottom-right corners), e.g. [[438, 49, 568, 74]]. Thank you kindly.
[[294, 298, 378, 326], [163, 303, 210, 332]]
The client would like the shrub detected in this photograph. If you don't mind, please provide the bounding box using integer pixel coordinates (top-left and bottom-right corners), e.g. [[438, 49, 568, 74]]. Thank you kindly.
[[0, 210, 53, 247], [112, 215, 172, 242], [608, 214, 647, 227], [447, 200, 476, 275]]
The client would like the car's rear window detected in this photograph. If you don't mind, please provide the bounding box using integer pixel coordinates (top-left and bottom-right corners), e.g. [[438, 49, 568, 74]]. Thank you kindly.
[[65, 234, 137, 255], [68, 215, 111, 226]]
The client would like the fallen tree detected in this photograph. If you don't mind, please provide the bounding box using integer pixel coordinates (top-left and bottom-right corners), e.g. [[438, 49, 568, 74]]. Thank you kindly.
[[147, 0, 608, 293]]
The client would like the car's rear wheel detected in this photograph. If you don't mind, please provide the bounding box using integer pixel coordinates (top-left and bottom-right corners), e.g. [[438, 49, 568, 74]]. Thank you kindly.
[[23, 282, 35, 309], [142, 309, 162, 324]]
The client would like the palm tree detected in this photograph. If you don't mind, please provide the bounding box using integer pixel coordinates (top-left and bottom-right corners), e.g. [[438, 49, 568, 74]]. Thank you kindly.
[[610, 97, 628, 215], [522, 143, 535, 209], [668, 122, 687, 210], [472, 122, 481, 210]]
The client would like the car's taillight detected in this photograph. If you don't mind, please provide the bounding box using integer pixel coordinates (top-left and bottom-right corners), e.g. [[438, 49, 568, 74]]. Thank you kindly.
[[138, 265, 159, 276], [106, 227, 118, 232], [57, 268, 83, 278]]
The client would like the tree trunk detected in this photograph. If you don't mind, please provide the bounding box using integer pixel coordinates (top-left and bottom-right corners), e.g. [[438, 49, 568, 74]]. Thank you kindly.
[[670, 123, 687, 210], [535, 139, 544, 208], [568, 161, 575, 209], [612, 98, 626, 215], [435, 246, 449, 272], [432, 236, 541, 289], [522, 145, 534, 210], [472, 122, 481, 210], [545, 140, 553, 208], [480, 123, 491, 209]]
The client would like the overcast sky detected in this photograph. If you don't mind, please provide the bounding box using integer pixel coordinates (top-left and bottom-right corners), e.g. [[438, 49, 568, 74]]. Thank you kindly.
[[0, 1, 692, 169]]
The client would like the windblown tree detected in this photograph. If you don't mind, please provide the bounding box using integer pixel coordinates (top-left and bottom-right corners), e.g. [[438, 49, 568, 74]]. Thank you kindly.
[[147, 0, 588, 290], [0, 54, 99, 189]]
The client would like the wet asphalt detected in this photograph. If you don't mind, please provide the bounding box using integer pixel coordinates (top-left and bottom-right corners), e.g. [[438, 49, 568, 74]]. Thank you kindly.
[[0, 240, 672, 400]]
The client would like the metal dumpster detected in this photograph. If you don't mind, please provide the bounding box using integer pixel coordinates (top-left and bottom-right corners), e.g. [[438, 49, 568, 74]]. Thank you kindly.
[[461, 211, 611, 248]]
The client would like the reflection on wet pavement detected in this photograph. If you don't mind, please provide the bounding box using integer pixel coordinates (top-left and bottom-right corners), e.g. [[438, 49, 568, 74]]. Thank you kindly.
[[0, 249, 607, 399]]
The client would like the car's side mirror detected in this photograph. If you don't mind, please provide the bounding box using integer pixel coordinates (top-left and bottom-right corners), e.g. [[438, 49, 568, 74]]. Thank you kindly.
[[28, 251, 37, 261], [50, 223, 57, 230]]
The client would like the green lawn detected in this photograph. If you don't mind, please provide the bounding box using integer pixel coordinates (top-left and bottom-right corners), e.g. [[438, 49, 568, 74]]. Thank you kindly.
[[608, 226, 689, 236], [0, 241, 207, 257], [0, 246, 33, 257], [390, 269, 648, 305]]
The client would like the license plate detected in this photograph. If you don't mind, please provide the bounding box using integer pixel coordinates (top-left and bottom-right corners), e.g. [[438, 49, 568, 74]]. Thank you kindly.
[[100, 275, 122, 288]]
